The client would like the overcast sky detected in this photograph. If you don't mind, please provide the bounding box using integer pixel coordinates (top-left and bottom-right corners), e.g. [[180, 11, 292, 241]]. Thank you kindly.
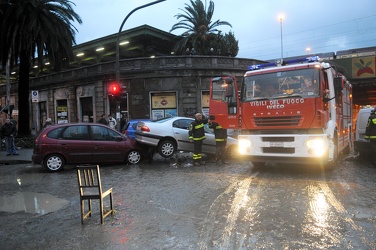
[[72, 0, 376, 60]]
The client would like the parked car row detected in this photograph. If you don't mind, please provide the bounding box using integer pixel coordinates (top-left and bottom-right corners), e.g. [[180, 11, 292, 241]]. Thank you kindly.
[[32, 117, 239, 173]]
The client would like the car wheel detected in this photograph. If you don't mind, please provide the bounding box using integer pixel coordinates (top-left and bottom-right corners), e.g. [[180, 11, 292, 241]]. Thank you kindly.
[[126, 150, 142, 164], [44, 154, 65, 172], [158, 140, 176, 158]]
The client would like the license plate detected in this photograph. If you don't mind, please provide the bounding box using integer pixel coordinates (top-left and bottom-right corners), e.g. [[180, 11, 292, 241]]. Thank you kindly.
[[270, 142, 284, 147]]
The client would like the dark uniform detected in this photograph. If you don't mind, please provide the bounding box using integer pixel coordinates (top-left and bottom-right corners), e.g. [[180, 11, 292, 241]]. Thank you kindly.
[[208, 121, 227, 165], [209, 122, 227, 165], [365, 107, 376, 164], [189, 113, 206, 166]]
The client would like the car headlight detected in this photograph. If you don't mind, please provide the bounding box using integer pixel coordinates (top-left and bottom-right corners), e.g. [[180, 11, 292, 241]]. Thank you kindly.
[[239, 139, 251, 154], [306, 138, 326, 156]]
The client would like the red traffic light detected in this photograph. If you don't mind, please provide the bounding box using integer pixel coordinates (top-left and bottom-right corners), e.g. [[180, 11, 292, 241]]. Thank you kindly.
[[108, 83, 121, 96]]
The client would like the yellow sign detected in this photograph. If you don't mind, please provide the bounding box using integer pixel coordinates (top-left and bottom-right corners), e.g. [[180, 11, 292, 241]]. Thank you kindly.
[[151, 93, 176, 109], [352, 56, 376, 78]]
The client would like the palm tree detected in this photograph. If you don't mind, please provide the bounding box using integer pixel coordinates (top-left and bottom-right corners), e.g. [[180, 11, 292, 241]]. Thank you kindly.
[[0, 0, 82, 136], [170, 0, 232, 55]]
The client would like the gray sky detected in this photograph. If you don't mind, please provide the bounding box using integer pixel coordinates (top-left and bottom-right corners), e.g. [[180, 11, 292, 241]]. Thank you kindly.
[[73, 0, 376, 60]]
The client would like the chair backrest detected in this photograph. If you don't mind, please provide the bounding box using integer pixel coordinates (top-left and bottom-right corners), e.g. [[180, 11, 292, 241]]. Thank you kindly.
[[77, 165, 103, 197]]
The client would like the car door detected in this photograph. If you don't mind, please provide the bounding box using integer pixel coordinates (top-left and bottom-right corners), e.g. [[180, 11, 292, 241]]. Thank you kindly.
[[172, 118, 193, 152], [58, 125, 93, 163], [90, 125, 125, 162]]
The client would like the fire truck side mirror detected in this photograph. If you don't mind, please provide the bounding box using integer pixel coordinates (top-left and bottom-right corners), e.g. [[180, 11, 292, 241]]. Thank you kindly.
[[333, 77, 343, 93]]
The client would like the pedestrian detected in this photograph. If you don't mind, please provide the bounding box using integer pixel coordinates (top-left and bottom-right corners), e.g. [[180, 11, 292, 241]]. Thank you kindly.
[[43, 118, 52, 129], [365, 107, 376, 165], [0, 118, 18, 156], [189, 113, 206, 166], [120, 114, 127, 132], [108, 114, 117, 129], [208, 119, 227, 165], [98, 114, 108, 125]]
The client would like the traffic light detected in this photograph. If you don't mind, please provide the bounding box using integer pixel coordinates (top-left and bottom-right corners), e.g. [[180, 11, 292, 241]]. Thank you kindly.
[[108, 82, 121, 96], [120, 84, 127, 99]]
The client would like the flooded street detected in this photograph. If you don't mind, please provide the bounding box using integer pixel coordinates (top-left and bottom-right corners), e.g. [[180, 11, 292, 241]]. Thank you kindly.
[[0, 155, 375, 249]]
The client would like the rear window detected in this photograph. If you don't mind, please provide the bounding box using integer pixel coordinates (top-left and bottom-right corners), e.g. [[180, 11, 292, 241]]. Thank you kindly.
[[47, 127, 65, 139]]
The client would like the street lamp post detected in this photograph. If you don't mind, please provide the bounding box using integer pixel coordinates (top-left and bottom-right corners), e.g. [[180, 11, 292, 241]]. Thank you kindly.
[[115, 0, 167, 83], [279, 15, 284, 62], [114, 0, 166, 130]]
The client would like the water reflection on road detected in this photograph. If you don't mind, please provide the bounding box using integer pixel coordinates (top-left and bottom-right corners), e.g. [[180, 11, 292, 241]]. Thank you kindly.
[[0, 191, 69, 214]]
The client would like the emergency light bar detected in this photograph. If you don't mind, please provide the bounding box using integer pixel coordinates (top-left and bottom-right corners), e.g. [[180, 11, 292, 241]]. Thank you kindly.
[[248, 56, 320, 71]]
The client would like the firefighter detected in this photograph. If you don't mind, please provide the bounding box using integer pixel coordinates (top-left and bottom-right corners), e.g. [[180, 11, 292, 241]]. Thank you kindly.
[[208, 119, 227, 166], [365, 107, 376, 164], [189, 113, 206, 166]]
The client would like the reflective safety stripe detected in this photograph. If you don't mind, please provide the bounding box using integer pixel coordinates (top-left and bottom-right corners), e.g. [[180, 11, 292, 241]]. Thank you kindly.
[[193, 153, 202, 160], [215, 125, 223, 129], [367, 135, 376, 138], [195, 124, 204, 129], [193, 136, 206, 140], [372, 118, 376, 124], [215, 139, 225, 141]]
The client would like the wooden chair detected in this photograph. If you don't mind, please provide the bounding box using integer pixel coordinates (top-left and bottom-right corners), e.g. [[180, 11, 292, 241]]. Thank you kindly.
[[76, 165, 114, 224]]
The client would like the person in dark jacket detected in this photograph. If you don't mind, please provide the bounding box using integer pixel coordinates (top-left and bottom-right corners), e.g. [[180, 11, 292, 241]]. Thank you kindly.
[[0, 118, 18, 156], [189, 113, 206, 166], [208, 120, 227, 165], [365, 107, 376, 164], [98, 114, 108, 125]]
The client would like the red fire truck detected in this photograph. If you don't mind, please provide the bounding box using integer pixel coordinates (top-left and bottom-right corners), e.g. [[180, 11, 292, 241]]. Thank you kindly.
[[209, 56, 353, 168]]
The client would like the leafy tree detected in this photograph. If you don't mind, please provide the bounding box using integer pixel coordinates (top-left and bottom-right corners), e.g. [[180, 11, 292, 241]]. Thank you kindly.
[[170, 0, 236, 56], [0, 0, 82, 136]]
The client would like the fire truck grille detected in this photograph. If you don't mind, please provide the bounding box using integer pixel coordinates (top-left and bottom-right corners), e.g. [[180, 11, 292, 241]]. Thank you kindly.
[[263, 147, 295, 154], [254, 116, 301, 127]]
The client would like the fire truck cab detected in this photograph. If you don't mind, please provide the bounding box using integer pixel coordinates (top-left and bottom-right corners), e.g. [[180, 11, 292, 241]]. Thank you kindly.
[[209, 57, 353, 168]]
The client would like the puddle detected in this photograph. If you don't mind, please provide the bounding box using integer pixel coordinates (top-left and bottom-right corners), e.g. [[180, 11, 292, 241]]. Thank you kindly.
[[0, 192, 69, 215]]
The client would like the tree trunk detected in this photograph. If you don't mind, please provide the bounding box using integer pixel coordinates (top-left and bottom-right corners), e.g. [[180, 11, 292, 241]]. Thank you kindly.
[[17, 50, 31, 136]]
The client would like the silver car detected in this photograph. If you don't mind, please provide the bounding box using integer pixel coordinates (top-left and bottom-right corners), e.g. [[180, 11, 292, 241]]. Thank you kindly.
[[135, 116, 238, 158]]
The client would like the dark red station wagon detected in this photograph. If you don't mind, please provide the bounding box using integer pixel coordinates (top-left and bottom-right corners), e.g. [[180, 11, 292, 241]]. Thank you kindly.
[[32, 123, 144, 172]]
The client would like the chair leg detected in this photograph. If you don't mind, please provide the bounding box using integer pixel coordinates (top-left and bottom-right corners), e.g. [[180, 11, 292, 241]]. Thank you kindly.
[[100, 199, 104, 224], [80, 200, 84, 224], [88, 199, 92, 218], [110, 193, 114, 215]]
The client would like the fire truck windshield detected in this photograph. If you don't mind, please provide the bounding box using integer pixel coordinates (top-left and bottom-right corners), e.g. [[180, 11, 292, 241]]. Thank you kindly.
[[243, 68, 320, 101]]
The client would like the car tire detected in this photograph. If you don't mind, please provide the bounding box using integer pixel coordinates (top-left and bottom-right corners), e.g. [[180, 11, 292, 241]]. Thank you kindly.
[[126, 150, 142, 164], [158, 140, 176, 158], [44, 154, 65, 172]]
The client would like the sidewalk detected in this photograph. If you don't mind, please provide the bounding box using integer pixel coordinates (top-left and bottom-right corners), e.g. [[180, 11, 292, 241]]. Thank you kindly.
[[0, 148, 33, 164]]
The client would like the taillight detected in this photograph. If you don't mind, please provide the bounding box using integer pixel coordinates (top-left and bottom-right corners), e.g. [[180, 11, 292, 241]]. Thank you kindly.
[[141, 125, 150, 132]]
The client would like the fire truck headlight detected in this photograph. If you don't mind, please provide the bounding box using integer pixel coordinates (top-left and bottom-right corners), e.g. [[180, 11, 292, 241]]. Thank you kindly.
[[239, 139, 251, 154], [306, 138, 326, 157]]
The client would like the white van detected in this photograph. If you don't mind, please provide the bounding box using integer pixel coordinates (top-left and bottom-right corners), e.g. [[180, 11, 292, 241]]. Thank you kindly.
[[354, 107, 374, 156]]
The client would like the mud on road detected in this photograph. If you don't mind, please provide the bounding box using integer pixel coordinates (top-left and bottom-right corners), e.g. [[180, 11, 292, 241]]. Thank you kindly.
[[1, 155, 376, 249]]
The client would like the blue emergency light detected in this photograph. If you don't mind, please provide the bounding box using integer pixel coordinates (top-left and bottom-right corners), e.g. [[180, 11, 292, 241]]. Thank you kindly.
[[248, 56, 320, 70]]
